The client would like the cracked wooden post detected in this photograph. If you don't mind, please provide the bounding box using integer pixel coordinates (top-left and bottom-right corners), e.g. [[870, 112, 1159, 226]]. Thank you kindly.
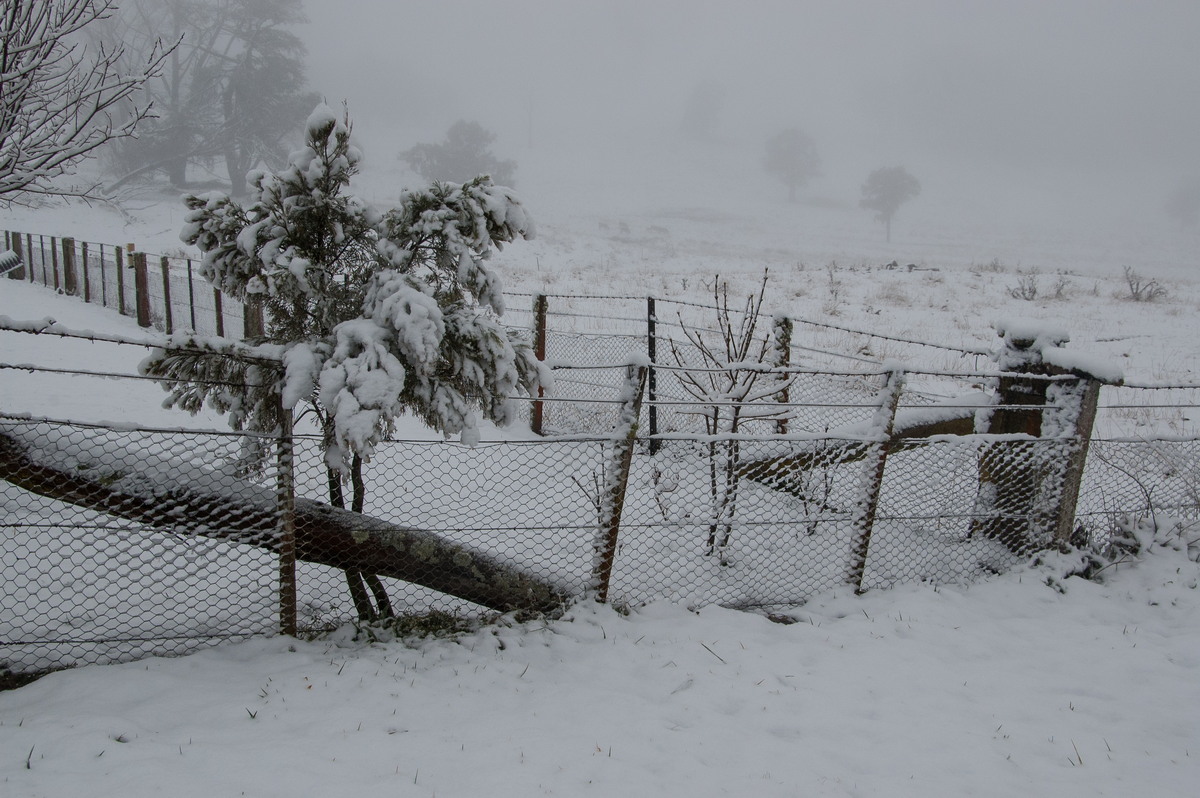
[[531, 293, 549, 434], [593, 364, 648, 603], [1052, 377, 1102, 548], [847, 367, 904, 592], [277, 404, 298, 636]]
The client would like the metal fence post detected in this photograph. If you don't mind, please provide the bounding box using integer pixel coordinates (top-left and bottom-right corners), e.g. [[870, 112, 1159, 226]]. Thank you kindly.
[[532, 293, 548, 434], [277, 405, 298, 636], [592, 364, 647, 603], [647, 296, 660, 453], [847, 367, 904, 592]]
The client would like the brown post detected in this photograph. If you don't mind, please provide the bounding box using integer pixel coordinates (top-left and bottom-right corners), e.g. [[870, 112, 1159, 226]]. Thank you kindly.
[[160, 256, 174, 334], [213, 288, 225, 337], [531, 293, 549, 434], [50, 236, 59, 290], [81, 242, 92, 303], [9, 233, 25, 281], [773, 315, 793, 434], [1052, 378, 1102, 548], [647, 296, 660, 454], [186, 259, 197, 331], [115, 246, 127, 315], [98, 246, 107, 307], [133, 252, 151, 328], [277, 404, 298, 636], [62, 237, 78, 296], [971, 325, 1067, 555], [243, 299, 264, 339], [847, 368, 904, 592], [592, 365, 647, 602]]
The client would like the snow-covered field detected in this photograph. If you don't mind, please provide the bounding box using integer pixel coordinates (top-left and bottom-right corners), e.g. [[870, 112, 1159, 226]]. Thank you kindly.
[[3, 140, 1200, 795]]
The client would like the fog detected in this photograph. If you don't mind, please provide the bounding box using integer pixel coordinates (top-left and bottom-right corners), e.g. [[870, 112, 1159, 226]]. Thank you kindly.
[[300, 0, 1200, 233]]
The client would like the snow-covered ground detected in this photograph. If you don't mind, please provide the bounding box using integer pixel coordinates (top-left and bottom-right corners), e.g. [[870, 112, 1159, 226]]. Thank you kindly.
[[2, 543, 1198, 797], [3, 140, 1200, 795]]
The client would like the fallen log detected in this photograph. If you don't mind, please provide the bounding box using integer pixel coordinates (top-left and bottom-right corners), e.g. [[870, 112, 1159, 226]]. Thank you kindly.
[[0, 427, 567, 615]]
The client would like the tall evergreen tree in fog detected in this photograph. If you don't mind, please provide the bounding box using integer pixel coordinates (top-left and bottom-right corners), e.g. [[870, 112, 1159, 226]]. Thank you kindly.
[[104, 0, 316, 195], [0, 0, 171, 204]]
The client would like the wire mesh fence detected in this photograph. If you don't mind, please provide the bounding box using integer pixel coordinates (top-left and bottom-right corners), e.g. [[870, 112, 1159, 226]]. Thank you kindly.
[[4, 348, 1196, 681], [4, 233, 1200, 680]]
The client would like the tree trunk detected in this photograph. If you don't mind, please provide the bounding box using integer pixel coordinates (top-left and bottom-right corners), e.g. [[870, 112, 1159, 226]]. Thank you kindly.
[[0, 429, 566, 615]]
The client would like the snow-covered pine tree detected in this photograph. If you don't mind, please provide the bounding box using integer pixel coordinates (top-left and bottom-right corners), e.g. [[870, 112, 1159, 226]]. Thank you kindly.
[[145, 103, 544, 476]]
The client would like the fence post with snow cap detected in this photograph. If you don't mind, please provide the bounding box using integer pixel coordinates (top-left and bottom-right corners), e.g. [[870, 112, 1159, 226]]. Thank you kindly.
[[847, 366, 905, 592], [592, 363, 648, 602]]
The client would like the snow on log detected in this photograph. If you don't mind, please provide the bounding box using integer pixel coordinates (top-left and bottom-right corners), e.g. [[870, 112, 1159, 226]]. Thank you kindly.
[[0, 428, 567, 614]]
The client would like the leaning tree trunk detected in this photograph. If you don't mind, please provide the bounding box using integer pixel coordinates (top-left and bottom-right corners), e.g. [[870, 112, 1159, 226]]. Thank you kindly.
[[0, 429, 566, 615]]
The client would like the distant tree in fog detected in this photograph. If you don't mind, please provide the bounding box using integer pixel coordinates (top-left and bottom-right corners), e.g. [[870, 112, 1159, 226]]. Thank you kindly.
[[860, 166, 920, 243], [1164, 176, 1200, 228], [679, 80, 725, 142], [402, 121, 517, 186], [103, 0, 316, 196], [763, 128, 820, 202]]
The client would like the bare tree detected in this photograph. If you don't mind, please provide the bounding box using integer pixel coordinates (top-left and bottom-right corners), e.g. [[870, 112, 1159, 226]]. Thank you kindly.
[[763, 127, 820, 202], [0, 0, 171, 204], [669, 273, 793, 562], [860, 166, 921, 243]]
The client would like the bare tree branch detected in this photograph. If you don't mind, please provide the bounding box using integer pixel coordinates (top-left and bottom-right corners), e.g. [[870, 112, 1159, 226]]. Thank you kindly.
[[0, 0, 173, 204]]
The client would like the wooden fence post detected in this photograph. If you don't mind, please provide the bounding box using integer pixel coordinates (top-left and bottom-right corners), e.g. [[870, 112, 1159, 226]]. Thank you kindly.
[[531, 293, 549, 434], [213, 288, 225, 337], [243, 298, 264, 339], [115, 246, 127, 315], [81, 240, 91, 302], [592, 364, 648, 603], [847, 367, 904, 592], [186, 259, 197, 331], [132, 252, 151, 328], [61, 237, 77, 296], [1052, 378, 1102, 548], [9, 233, 25, 281], [98, 245, 107, 307], [49, 236, 59, 291], [277, 404, 298, 636], [160, 256, 174, 334]]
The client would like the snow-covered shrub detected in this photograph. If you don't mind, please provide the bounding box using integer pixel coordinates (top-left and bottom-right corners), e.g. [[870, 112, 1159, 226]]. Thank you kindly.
[[145, 103, 545, 474]]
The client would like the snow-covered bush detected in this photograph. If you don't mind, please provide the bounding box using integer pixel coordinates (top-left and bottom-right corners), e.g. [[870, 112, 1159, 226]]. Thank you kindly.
[[145, 103, 545, 474]]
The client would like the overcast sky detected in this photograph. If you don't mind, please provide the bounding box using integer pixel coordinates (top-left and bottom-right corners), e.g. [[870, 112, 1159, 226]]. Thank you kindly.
[[299, 0, 1200, 225]]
